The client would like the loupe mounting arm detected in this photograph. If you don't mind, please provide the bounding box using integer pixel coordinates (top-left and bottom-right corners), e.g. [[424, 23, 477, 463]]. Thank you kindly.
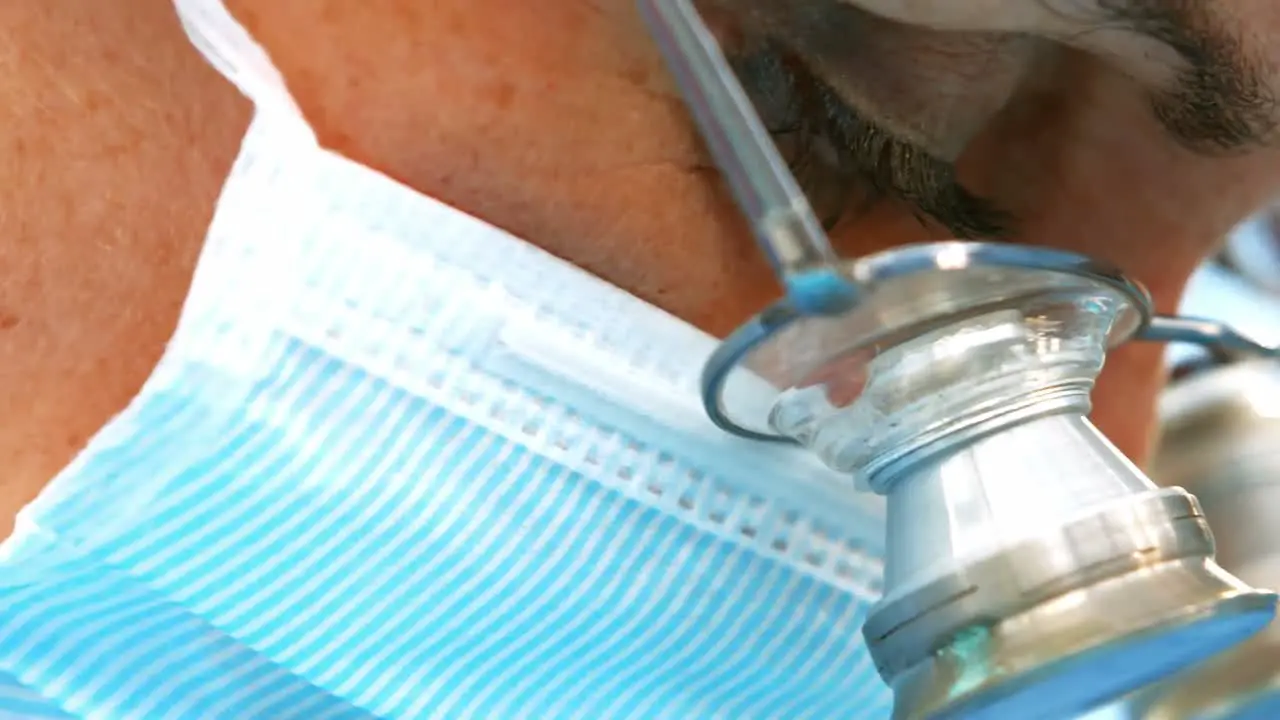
[[1141, 314, 1280, 361], [636, 0, 859, 314]]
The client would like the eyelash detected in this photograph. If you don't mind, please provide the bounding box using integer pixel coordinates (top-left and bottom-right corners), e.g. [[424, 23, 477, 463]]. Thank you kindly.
[[730, 40, 1011, 239], [731, 45, 865, 229]]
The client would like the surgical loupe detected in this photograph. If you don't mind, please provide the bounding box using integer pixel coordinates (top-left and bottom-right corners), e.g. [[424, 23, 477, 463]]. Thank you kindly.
[[635, 1, 1280, 718], [1127, 360, 1280, 720]]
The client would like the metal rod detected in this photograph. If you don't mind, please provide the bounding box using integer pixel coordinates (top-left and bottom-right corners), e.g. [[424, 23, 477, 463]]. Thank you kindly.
[[635, 0, 848, 305], [1141, 314, 1280, 361]]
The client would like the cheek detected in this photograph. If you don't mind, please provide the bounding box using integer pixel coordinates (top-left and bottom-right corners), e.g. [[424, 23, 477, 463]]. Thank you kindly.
[[960, 51, 1280, 279], [1091, 341, 1169, 468], [0, 0, 249, 534]]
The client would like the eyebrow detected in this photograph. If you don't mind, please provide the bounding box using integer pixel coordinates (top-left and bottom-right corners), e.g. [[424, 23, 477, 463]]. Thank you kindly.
[[1097, 1, 1277, 151]]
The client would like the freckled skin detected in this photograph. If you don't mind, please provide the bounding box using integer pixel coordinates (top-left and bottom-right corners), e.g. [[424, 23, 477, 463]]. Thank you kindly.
[[3, 0, 1280, 537], [0, 0, 249, 537]]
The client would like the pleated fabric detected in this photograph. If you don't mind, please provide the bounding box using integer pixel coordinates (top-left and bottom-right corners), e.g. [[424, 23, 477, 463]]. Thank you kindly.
[[0, 2, 894, 717]]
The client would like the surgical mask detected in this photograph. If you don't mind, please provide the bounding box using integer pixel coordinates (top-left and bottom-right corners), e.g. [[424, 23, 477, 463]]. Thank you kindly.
[[637, 1, 1280, 718], [0, 1, 904, 719]]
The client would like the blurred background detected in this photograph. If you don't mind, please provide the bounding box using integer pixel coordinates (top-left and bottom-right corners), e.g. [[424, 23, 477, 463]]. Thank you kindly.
[[1088, 206, 1280, 719], [1167, 206, 1280, 371]]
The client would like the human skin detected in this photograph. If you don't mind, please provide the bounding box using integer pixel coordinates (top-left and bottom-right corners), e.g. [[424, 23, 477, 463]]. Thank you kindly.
[[4, 0, 1280, 538]]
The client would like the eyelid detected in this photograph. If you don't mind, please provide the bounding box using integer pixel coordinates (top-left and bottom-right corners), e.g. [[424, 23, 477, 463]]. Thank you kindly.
[[729, 36, 1011, 238], [832, 0, 1067, 34], [835, 0, 1191, 90], [721, 0, 1037, 160]]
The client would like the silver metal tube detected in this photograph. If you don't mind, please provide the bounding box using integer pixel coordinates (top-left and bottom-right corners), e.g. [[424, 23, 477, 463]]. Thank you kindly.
[[634, 0, 853, 311]]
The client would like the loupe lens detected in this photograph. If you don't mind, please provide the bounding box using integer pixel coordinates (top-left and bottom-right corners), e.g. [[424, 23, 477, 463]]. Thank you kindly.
[[708, 244, 1145, 459], [649, 4, 1278, 716]]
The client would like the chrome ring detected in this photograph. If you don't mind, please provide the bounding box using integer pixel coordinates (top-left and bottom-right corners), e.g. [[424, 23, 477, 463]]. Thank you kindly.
[[700, 241, 1154, 442], [863, 490, 1208, 680]]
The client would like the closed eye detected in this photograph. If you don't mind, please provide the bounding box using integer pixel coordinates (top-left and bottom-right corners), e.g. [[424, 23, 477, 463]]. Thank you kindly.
[[699, 0, 1278, 237], [707, 0, 1019, 238], [731, 40, 1012, 238]]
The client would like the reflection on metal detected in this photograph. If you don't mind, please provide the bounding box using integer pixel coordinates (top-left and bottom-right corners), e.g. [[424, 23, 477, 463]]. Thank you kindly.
[[634, 1, 1280, 717], [1130, 361, 1280, 720], [692, 239, 1279, 720]]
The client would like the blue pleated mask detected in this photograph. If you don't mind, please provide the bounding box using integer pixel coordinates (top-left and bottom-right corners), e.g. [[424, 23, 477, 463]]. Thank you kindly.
[[0, 1, 902, 717]]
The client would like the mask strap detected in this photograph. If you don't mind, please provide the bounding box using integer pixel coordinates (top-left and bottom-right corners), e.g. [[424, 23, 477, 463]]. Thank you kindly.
[[172, 0, 318, 144]]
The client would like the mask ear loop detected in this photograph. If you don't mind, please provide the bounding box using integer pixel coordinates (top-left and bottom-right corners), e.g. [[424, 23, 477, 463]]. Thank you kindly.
[[635, 0, 859, 315], [173, 0, 317, 143]]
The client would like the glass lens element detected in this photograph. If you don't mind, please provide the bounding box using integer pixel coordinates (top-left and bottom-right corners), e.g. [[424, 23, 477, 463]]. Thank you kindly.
[[712, 244, 1147, 460]]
